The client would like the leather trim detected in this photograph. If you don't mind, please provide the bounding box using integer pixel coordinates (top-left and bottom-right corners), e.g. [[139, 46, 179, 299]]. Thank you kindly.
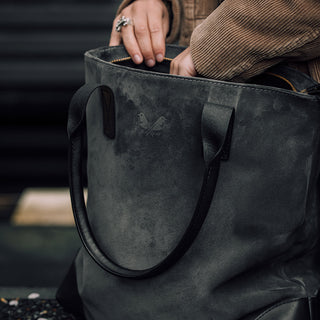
[[101, 87, 115, 139]]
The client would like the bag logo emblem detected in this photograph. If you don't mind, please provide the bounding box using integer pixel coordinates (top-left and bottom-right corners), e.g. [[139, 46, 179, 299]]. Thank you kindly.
[[137, 113, 167, 136]]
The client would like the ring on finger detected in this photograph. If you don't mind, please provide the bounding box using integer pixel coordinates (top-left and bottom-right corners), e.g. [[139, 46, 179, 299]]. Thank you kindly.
[[116, 16, 133, 32]]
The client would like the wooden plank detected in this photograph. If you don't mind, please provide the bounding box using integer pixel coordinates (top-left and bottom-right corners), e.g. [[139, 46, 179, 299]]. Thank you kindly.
[[11, 188, 81, 226]]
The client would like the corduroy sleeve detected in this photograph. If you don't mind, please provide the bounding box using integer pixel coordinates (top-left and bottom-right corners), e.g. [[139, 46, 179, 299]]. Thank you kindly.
[[190, 0, 320, 82], [115, 0, 181, 43]]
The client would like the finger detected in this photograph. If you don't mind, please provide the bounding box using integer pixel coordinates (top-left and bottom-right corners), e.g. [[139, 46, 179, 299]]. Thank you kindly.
[[170, 58, 178, 75], [162, 1, 170, 36], [170, 51, 182, 75], [121, 22, 143, 64], [177, 65, 191, 77], [178, 49, 197, 77], [173, 57, 197, 77], [134, 13, 155, 67], [109, 15, 122, 46], [176, 53, 187, 76], [109, 31, 122, 46], [147, 8, 166, 62], [162, 19, 170, 41]]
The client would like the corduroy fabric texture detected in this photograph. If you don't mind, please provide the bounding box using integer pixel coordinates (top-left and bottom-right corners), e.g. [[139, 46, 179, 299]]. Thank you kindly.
[[115, 0, 320, 82]]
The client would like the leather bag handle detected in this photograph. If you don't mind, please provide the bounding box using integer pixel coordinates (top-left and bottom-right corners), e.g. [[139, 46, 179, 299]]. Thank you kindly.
[[68, 83, 234, 279]]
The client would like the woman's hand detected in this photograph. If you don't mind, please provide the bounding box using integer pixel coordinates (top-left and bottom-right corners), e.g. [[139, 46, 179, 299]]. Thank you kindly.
[[170, 47, 197, 77], [109, 0, 169, 67]]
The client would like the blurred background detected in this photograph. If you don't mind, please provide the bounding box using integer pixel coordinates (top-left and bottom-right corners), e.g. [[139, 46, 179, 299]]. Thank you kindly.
[[0, 0, 119, 297]]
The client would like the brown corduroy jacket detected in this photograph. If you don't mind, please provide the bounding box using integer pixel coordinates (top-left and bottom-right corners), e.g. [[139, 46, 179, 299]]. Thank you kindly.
[[117, 0, 320, 83]]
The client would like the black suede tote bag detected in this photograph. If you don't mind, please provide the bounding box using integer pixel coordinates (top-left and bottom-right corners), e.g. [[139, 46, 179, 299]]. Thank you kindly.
[[58, 45, 320, 320]]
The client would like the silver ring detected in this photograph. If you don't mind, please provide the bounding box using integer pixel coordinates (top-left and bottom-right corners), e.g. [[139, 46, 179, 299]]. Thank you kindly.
[[116, 16, 133, 32]]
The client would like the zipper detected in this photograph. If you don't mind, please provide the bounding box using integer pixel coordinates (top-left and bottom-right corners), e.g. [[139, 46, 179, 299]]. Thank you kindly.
[[265, 72, 297, 92]]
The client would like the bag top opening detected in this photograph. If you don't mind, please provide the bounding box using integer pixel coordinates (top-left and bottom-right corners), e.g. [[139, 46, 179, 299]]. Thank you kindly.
[[111, 56, 172, 74], [108, 54, 312, 93]]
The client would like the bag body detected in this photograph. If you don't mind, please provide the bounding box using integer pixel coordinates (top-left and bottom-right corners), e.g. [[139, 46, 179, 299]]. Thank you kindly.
[[60, 45, 320, 320]]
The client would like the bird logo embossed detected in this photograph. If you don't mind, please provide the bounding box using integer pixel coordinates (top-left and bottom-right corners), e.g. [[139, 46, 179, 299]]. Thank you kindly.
[[137, 113, 167, 136]]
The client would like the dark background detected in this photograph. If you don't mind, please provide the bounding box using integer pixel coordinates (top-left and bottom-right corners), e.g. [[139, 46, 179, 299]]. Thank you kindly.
[[0, 0, 119, 191], [0, 0, 119, 294]]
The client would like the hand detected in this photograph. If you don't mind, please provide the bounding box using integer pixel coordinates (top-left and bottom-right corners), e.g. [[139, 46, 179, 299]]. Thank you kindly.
[[109, 0, 169, 67], [170, 47, 197, 77]]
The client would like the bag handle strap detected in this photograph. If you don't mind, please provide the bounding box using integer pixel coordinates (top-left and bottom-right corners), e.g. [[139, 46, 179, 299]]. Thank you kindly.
[[68, 83, 234, 279]]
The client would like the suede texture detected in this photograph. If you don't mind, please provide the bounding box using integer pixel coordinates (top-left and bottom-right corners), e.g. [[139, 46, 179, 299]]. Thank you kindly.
[[73, 45, 320, 319]]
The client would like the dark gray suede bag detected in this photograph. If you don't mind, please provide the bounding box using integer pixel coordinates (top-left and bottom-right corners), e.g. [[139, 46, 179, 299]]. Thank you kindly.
[[57, 45, 320, 320]]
